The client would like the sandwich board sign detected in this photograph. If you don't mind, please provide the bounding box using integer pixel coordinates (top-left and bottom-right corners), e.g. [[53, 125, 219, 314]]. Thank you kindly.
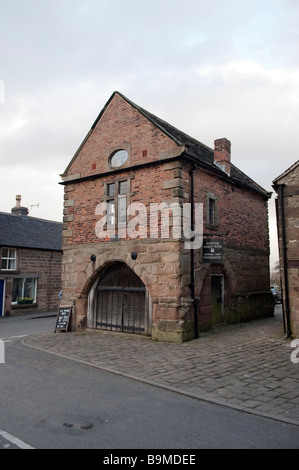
[[54, 306, 72, 332]]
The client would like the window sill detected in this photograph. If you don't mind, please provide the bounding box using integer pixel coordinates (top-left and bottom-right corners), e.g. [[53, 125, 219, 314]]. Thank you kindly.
[[12, 303, 37, 309], [0, 270, 19, 274]]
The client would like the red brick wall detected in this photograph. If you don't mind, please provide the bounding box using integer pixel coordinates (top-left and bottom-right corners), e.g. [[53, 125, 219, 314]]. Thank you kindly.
[[64, 160, 269, 253], [64, 164, 175, 246], [191, 165, 271, 328], [194, 167, 269, 251], [67, 93, 179, 179]]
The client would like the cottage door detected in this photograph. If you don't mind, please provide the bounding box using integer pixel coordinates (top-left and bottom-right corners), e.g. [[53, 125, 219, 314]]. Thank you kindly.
[[211, 275, 223, 325], [96, 263, 146, 334], [0, 280, 4, 317]]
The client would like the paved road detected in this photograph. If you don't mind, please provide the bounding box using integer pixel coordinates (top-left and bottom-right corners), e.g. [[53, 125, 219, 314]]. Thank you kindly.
[[0, 312, 56, 339], [0, 327, 299, 449], [23, 305, 299, 427], [0, 308, 299, 449], [0, 313, 56, 449]]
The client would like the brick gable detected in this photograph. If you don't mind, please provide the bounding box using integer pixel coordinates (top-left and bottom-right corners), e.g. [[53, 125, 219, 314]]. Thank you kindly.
[[63, 93, 181, 181]]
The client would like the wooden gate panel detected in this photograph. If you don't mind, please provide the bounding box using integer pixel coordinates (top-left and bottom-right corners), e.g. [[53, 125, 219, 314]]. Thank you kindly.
[[122, 289, 145, 333], [96, 263, 146, 335]]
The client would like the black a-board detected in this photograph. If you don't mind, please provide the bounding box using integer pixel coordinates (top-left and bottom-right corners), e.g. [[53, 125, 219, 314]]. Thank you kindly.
[[54, 306, 72, 333]]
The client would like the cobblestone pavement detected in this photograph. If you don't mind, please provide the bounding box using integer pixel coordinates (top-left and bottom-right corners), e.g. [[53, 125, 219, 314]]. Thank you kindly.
[[23, 306, 299, 426]]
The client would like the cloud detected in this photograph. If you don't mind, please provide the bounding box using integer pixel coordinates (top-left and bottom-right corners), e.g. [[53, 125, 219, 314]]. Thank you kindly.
[[197, 60, 299, 84], [1, 0, 298, 270]]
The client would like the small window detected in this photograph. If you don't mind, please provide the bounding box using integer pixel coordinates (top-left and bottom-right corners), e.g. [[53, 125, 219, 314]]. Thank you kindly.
[[119, 181, 127, 195], [107, 183, 115, 196], [103, 179, 130, 234], [12, 277, 37, 303], [110, 150, 129, 168], [118, 196, 127, 225], [1, 248, 16, 271], [206, 194, 218, 228], [106, 200, 115, 226], [208, 198, 216, 225]]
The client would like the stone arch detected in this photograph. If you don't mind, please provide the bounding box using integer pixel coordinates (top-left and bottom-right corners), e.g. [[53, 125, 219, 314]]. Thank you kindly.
[[196, 253, 237, 330], [86, 260, 152, 335], [195, 252, 237, 296], [81, 251, 155, 296]]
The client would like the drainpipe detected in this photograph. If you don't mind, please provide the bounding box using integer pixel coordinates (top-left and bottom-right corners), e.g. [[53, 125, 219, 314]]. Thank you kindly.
[[47, 253, 53, 311], [276, 198, 286, 334], [278, 184, 291, 337], [190, 164, 199, 339]]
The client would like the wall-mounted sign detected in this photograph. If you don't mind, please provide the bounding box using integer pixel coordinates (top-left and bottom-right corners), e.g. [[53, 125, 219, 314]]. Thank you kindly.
[[54, 306, 72, 332], [202, 239, 223, 263]]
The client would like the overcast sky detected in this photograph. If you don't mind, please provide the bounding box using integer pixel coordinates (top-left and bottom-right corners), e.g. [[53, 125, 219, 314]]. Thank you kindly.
[[1, 0, 298, 269]]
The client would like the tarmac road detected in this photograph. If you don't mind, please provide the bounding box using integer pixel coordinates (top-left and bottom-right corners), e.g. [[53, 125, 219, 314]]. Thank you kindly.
[[0, 306, 298, 449], [23, 305, 299, 427]]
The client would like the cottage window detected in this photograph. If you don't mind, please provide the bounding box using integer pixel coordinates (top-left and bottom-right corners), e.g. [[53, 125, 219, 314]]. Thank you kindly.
[[1, 248, 16, 271], [12, 277, 37, 303]]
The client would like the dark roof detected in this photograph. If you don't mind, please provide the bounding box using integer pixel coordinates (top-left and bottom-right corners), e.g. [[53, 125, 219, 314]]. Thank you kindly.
[[272, 160, 299, 185], [0, 212, 63, 251], [63, 91, 271, 199], [118, 93, 271, 198]]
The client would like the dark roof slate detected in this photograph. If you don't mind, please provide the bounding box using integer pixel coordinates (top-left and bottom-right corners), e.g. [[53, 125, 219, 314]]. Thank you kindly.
[[0, 212, 63, 251], [272, 160, 299, 185], [118, 93, 270, 198]]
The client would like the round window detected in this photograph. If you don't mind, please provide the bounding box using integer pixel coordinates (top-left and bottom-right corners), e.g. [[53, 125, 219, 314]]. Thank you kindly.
[[110, 149, 129, 168]]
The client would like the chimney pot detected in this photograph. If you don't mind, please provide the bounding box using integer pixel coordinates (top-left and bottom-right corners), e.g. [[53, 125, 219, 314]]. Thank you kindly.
[[16, 194, 21, 207]]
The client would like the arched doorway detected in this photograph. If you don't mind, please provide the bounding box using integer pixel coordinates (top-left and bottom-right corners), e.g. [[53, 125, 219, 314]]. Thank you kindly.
[[197, 262, 235, 330], [96, 263, 148, 335]]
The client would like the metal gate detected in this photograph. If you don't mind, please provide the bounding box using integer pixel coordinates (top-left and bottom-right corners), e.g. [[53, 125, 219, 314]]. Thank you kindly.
[[96, 263, 146, 334]]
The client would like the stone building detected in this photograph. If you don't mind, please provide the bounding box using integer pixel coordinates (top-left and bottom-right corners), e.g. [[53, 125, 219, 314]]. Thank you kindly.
[[60, 91, 274, 342], [0, 196, 62, 317], [273, 161, 299, 338]]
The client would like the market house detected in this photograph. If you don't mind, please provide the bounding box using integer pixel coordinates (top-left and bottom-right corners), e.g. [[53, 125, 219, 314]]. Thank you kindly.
[[60, 92, 274, 342]]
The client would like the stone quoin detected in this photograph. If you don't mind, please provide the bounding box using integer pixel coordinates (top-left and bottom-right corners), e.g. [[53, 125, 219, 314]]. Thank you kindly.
[[273, 160, 299, 339]]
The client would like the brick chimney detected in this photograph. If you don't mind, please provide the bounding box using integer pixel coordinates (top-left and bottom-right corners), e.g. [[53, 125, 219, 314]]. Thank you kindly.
[[11, 195, 29, 216], [214, 138, 231, 176]]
